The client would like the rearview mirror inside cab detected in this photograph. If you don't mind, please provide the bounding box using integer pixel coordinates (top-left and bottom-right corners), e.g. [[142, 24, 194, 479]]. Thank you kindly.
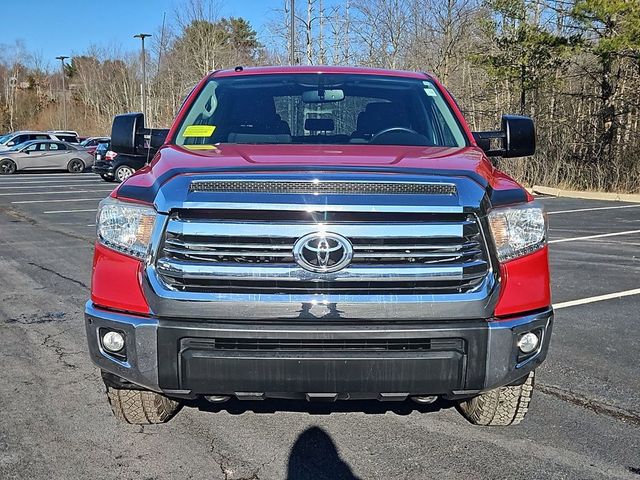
[[473, 115, 536, 158], [302, 89, 345, 103]]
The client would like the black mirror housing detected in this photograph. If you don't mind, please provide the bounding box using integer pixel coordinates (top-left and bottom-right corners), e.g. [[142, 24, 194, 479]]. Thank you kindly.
[[111, 113, 144, 155], [502, 115, 535, 158], [472, 115, 536, 158], [110, 112, 169, 157]]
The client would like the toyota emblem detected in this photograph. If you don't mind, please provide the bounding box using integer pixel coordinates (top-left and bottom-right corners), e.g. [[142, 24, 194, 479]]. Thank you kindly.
[[293, 232, 353, 273]]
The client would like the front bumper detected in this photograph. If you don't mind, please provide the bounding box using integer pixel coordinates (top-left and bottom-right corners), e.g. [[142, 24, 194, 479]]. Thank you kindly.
[[85, 302, 553, 400]]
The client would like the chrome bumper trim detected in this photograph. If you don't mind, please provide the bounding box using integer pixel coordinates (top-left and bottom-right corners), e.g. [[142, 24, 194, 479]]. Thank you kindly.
[[144, 266, 499, 320], [84, 302, 160, 392], [85, 302, 552, 395], [484, 309, 554, 390]]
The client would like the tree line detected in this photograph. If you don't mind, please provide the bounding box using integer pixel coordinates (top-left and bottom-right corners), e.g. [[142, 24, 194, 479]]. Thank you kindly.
[[0, 0, 638, 192]]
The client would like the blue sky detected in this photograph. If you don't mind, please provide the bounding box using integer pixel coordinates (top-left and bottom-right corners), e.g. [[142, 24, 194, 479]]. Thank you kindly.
[[0, 0, 286, 69]]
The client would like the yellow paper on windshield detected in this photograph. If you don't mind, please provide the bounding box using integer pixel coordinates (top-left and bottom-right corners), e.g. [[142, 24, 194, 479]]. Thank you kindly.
[[183, 125, 216, 137], [184, 144, 217, 150]]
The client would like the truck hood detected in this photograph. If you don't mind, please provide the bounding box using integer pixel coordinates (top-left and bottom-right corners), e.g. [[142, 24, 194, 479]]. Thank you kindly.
[[116, 144, 528, 210]]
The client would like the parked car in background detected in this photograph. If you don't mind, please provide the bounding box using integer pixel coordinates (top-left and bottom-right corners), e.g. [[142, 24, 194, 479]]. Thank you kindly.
[[0, 131, 61, 151], [80, 136, 110, 155], [0, 140, 94, 174], [49, 130, 80, 144], [92, 142, 147, 182], [94, 141, 109, 161]]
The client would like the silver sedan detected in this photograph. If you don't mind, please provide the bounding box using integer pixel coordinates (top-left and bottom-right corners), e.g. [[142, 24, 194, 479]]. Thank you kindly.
[[0, 140, 95, 174]]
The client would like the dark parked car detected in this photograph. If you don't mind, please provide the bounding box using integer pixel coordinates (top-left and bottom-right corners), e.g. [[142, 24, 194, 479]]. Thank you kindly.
[[80, 136, 110, 155], [92, 141, 148, 182]]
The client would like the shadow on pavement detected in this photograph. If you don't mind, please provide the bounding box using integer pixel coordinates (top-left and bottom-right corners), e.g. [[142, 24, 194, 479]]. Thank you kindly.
[[286, 426, 360, 480]]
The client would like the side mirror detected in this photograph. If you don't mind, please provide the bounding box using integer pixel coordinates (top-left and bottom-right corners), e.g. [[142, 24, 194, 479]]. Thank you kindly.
[[472, 115, 535, 158], [110, 112, 169, 157], [7, 141, 14, 147]]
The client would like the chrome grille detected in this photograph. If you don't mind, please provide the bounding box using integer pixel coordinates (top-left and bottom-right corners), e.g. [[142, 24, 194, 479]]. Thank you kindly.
[[189, 179, 457, 196], [156, 210, 490, 295]]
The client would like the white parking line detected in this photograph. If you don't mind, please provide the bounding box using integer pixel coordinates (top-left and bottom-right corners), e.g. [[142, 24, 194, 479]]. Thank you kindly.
[[549, 229, 640, 244], [0, 175, 95, 181], [0, 189, 113, 196], [547, 204, 640, 215], [12, 198, 106, 204], [0, 182, 106, 190], [554, 288, 640, 310], [6, 174, 92, 178], [43, 208, 98, 214], [0, 180, 105, 188]]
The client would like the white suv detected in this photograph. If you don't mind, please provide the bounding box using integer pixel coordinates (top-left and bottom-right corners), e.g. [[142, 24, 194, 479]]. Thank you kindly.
[[0, 131, 64, 151]]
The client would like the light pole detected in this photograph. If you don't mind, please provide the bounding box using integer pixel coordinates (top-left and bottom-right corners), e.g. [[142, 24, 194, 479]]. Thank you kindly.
[[134, 33, 152, 119], [55, 56, 69, 129], [289, 0, 295, 65]]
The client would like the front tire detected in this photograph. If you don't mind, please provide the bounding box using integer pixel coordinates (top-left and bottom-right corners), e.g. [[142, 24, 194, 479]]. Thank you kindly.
[[67, 158, 85, 173], [115, 165, 135, 182], [106, 385, 180, 424], [457, 371, 535, 426], [0, 159, 17, 175]]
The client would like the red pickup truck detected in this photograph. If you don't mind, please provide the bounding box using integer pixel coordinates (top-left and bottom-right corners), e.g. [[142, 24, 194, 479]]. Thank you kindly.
[[85, 66, 552, 426]]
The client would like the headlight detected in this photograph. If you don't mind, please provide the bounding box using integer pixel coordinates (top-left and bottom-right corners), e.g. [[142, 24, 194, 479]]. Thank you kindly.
[[488, 203, 546, 262], [97, 197, 156, 259]]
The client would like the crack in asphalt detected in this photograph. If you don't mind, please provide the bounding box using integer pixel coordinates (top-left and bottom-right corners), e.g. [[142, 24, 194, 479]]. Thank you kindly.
[[210, 438, 268, 480], [5, 312, 67, 325], [28, 262, 89, 290], [539, 383, 640, 426], [41, 331, 82, 370]]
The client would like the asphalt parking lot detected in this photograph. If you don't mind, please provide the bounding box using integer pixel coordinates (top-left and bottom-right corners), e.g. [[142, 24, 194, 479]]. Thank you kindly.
[[0, 172, 638, 480]]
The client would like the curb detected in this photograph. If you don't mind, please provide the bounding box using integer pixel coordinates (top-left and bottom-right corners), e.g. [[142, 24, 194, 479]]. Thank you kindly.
[[532, 185, 640, 203]]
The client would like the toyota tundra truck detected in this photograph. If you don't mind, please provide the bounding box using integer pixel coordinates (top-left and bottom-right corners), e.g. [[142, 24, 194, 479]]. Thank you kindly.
[[85, 66, 552, 426]]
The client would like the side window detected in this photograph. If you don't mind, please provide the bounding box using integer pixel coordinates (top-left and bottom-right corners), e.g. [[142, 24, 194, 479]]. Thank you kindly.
[[13, 135, 28, 145], [25, 143, 39, 152], [48, 143, 60, 151], [34, 135, 49, 140]]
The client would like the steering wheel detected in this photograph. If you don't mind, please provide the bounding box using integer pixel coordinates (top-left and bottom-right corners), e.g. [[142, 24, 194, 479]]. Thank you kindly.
[[370, 127, 420, 143]]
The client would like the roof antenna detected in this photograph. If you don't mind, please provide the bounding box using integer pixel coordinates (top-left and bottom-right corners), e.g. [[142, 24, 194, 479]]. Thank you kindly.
[[234, 66, 244, 72]]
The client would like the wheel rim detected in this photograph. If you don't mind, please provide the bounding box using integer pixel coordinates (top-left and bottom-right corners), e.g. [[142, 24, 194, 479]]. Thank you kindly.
[[1, 161, 15, 174], [117, 167, 134, 182], [69, 160, 84, 172]]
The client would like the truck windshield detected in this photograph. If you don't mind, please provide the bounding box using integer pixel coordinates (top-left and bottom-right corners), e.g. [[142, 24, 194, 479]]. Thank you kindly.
[[174, 74, 467, 148]]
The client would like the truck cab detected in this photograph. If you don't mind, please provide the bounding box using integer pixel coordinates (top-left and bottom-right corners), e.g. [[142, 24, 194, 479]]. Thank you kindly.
[[85, 66, 552, 426]]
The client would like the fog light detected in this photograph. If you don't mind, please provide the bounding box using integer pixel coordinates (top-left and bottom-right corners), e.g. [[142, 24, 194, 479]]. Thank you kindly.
[[517, 332, 539, 354], [102, 331, 125, 353]]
